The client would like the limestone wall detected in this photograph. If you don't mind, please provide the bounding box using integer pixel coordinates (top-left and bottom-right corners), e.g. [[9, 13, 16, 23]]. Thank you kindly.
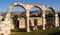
[[19, 18, 26, 29], [10, 17, 42, 29], [18, 17, 42, 29]]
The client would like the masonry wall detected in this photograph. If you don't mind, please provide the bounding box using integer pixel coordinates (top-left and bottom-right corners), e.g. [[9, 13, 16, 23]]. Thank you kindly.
[[11, 17, 42, 29], [18, 17, 42, 29]]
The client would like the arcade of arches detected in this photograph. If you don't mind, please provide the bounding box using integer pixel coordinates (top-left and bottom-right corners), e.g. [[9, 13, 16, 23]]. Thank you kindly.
[[0, 2, 59, 35]]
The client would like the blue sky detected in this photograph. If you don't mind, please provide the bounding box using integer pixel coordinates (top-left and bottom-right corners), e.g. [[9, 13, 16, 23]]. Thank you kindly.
[[0, 0, 60, 12]]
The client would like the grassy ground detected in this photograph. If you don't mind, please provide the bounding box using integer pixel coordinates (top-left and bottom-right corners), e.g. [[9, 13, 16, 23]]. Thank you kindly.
[[10, 26, 60, 35]]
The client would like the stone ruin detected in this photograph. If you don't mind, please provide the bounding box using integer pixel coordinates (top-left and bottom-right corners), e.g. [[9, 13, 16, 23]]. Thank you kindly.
[[0, 2, 59, 35]]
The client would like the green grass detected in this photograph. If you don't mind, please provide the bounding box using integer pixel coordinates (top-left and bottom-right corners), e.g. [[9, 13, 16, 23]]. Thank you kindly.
[[10, 26, 60, 35]]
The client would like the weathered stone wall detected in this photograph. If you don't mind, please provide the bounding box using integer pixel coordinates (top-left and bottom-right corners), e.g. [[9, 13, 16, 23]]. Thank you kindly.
[[10, 17, 42, 29], [19, 18, 26, 29], [29, 17, 42, 26]]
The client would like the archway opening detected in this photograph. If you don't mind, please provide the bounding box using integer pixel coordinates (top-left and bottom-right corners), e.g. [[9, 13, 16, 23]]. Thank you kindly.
[[10, 6, 26, 30], [30, 6, 42, 30], [11, 6, 25, 18], [45, 8, 55, 28], [30, 7, 42, 17]]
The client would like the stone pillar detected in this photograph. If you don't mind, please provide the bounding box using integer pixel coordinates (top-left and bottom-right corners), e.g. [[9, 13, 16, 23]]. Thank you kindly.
[[55, 13, 59, 27], [26, 9, 30, 32], [4, 12, 11, 35], [42, 11, 46, 30]]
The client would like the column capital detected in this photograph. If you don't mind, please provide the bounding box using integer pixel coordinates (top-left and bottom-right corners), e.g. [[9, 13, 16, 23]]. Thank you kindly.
[[42, 13, 45, 17], [25, 5, 31, 10], [55, 14, 58, 17]]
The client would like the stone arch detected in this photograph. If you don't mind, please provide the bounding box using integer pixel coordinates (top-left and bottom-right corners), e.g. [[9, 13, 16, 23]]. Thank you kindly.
[[46, 6, 56, 14], [29, 4, 44, 17], [29, 4, 46, 30], [5, 2, 31, 32], [6, 2, 26, 19], [30, 4, 43, 12], [45, 6, 59, 27], [6, 2, 26, 29]]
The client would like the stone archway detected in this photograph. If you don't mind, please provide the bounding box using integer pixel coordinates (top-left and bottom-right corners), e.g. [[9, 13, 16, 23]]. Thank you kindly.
[[5, 2, 31, 32], [6, 3, 26, 30], [29, 4, 46, 30], [5, 3, 26, 20], [45, 6, 59, 27]]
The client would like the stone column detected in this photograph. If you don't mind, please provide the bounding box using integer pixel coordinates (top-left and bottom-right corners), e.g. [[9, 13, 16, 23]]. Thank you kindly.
[[55, 13, 59, 27], [42, 11, 46, 30], [4, 11, 11, 35], [26, 9, 30, 32]]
